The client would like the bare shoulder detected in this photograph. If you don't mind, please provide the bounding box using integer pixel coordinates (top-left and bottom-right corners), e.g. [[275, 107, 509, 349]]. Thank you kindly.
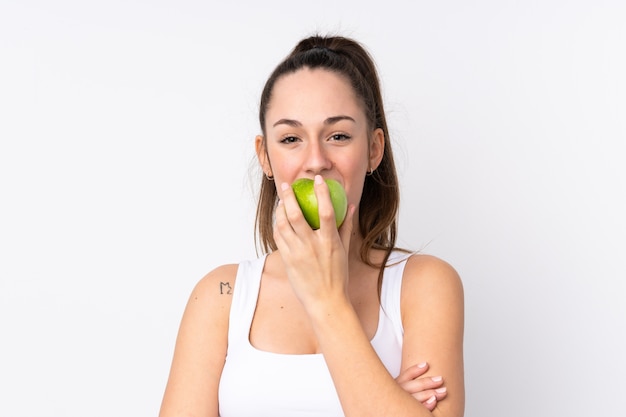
[[399, 254, 464, 325], [401, 254, 463, 301], [173, 263, 240, 373], [177, 262, 239, 347], [190, 263, 239, 306]]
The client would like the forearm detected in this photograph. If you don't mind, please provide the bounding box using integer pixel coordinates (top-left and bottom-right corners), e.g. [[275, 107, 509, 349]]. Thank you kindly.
[[310, 299, 435, 417]]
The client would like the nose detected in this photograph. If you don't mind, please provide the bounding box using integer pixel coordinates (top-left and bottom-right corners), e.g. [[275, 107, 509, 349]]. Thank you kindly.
[[303, 140, 332, 175]]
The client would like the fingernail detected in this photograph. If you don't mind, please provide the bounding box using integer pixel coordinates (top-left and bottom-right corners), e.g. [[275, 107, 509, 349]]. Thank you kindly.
[[281, 182, 289, 191], [436, 387, 447, 394], [417, 362, 427, 368], [431, 376, 443, 382], [314, 175, 323, 185], [426, 395, 436, 405]]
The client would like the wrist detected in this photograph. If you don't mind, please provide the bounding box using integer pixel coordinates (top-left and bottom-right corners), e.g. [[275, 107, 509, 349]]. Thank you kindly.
[[306, 295, 358, 337]]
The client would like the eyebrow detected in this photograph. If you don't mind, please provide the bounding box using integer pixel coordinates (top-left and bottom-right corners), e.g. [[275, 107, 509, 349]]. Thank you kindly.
[[272, 115, 356, 128]]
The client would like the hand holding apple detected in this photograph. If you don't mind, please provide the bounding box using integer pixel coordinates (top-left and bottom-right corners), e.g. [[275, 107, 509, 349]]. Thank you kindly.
[[275, 176, 352, 311]]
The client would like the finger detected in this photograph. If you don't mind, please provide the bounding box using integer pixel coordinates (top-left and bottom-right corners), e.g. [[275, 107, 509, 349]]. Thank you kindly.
[[434, 386, 448, 401], [420, 387, 448, 410], [396, 362, 429, 384], [313, 175, 337, 233], [423, 395, 437, 411], [273, 199, 293, 251], [404, 375, 445, 392], [397, 375, 445, 399], [415, 386, 447, 401]]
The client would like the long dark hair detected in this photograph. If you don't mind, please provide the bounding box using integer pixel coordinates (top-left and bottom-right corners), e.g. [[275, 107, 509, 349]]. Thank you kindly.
[[255, 35, 402, 274]]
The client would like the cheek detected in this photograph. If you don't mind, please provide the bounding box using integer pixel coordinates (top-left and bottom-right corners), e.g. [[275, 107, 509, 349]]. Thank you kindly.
[[344, 169, 365, 206], [273, 161, 301, 183], [344, 176, 367, 207], [333, 155, 369, 203], [266, 148, 296, 176]]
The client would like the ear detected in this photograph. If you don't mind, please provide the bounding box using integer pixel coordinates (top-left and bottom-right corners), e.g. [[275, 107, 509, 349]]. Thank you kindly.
[[369, 128, 385, 171], [255, 135, 272, 175]]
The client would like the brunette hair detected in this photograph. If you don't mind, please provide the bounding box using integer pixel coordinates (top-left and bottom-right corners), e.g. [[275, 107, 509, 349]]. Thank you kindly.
[[255, 35, 401, 270]]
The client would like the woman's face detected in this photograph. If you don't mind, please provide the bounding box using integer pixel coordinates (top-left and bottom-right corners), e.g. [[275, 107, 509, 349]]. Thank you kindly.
[[257, 68, 384, 211]]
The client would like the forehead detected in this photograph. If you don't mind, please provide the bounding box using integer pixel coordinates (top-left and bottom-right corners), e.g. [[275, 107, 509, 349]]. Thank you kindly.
[[266, 68, 365, 124]]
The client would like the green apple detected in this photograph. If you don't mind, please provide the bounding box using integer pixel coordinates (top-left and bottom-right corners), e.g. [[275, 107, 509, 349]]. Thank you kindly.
[[291, 178, 348, 229]]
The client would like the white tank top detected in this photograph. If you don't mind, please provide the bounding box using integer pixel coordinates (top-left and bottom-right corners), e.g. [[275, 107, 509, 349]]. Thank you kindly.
[[218, 251, 408, 417]]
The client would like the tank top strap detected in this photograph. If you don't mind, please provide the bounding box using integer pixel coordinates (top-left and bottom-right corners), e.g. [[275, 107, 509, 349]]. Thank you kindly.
[[228, 255, 267, 344], [380, 251, 410, 338]]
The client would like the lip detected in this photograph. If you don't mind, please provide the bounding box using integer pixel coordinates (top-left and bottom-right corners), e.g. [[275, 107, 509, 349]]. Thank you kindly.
[[290, 175, 343, 186]]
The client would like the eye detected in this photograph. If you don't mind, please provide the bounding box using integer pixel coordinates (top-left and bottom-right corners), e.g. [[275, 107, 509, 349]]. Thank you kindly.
[[329, 133, 351, 142], [279, 136, 300, 144]]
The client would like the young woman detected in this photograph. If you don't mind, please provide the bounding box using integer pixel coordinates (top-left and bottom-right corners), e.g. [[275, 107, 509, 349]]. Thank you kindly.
[[159, 35, 465, 417]]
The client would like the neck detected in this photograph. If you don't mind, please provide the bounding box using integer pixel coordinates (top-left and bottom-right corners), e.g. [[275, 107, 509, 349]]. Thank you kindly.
[[346, 214, 394, 271]]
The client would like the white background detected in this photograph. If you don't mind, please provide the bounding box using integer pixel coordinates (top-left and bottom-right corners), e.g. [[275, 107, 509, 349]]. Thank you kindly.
[[1, 0, 625, 416]]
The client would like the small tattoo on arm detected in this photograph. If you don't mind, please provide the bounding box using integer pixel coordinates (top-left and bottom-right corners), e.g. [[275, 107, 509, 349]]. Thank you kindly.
[[220, 282, 232, 295]]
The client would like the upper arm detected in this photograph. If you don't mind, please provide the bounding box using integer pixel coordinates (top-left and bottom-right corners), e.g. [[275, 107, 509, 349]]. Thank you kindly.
[[159, 264, 238, 417], [400, 255, 465, 417]]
